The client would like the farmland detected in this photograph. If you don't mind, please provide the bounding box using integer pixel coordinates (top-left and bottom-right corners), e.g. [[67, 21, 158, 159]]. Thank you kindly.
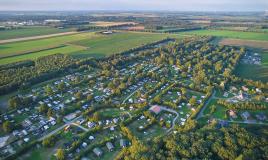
[[0, 26, 73, 40], [0, 31, 182, 65], [71, 32, 182, 58], [219, 38, 268, 50], [181, 29, 268, 41]]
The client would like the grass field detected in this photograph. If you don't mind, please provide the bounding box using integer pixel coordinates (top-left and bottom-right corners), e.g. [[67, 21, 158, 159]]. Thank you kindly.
[[181, 29, 268, 41], [219, 38, 268, 50], [235, 52, 268, 82], [0, 32, 96, 57], [71, 32, 179, 58], [0, 31, 182, 65], [0, 26, 73, 40], [0, 45, 86, 64]]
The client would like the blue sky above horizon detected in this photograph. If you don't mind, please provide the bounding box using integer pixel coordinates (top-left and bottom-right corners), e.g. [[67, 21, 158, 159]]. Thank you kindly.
[[0, 0, 267, 12]]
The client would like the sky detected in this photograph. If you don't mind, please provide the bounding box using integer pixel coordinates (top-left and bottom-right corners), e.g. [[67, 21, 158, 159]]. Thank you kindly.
[[0, 0, 267, 12]]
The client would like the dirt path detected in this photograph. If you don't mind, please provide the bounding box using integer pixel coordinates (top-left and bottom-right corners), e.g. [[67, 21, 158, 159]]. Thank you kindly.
[[196, 90, 216, 119], [0, 31, 78, 44]]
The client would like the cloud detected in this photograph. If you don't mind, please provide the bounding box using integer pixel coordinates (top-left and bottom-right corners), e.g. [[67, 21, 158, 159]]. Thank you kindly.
[[0, 0, 267, 11]]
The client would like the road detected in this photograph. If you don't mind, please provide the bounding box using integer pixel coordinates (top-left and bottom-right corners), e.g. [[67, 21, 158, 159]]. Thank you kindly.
[[196, 90, 216, 119], [0, 31, 77, 44], [38, 115, 83, 141], [71, 122, 89, 132], [159, 106, 179, 133], [220, 119, 268, 125], [122, 87, 143, 104]]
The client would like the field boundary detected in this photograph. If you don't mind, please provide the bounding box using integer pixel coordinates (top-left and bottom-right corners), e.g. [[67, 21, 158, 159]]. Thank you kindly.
[[0, 45, 66, 59], [0, 31, 78, 44]]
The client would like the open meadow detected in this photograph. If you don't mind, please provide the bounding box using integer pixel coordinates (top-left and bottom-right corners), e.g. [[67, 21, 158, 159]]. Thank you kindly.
[[0, 31, 183, 65], [234, 52, 268, 82], [181, 29, 268, 41], [0, 26, 73, 40]]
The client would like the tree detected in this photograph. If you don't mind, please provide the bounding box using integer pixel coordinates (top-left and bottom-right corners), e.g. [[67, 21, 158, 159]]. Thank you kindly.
[[47, 108, 53, 117], [87, 94, 93, 101], [92, 112, 100, 121], [42, 136, 56, 147], [223, 68, 231, 79], [215, 61, 223, 73], [57, 82, 65, 92], [8, 96, 21, 109], [3, 121, 13, 133], [189, 97, 196, 106], [56, 148, 65, 160], [75, 91, 83, 100], [45, 85, 53, 96], [57, 116, 63, 124], [39, 104, 48, 114]]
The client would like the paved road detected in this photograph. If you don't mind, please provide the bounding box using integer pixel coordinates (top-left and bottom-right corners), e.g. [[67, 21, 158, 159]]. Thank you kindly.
[[71, 122, 89, 132], [159, 106, 179, 133], [0, 31, 77, 44], [196, 90, 216, 119], [38, 115, 83, 141], [122, 87, 143, 104], [221, 119, 268, 125]]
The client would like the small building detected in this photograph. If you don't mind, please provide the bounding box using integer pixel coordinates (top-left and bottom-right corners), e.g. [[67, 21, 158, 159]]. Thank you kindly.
[[106, 142, 114, 152], [149, 105, 162, 115], [241, 111, 250, 120], [120, 139, 128, 148], [93, 147, 103, 157], [228, 110, 237, 119], [256, 113, 267, 121]]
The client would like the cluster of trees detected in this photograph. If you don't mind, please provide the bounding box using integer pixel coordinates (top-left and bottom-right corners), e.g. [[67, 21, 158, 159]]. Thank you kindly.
[[217, 99, 267, 110], [118, 124, 268, 160], [0, 54, 75, 95], [42, 135, 57, 148]]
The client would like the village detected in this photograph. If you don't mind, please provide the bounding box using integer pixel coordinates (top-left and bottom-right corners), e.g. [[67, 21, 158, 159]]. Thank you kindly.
[[0, 37, 267, 160]]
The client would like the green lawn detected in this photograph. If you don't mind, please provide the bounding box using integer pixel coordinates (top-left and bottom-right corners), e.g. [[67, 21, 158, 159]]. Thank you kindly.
[[0, 26, 73, 40], [181, 29, 268, 41]]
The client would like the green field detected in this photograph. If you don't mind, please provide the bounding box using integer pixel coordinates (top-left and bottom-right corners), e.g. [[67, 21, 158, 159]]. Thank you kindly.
[[71, 32, 179, 58], [0, 31, 182, 65], [181, 29, 268, 41], [235, 52, 268, 82], [0, 32, 96, 57], [0, 45, 86, 64], [0, 26, 73, 40]]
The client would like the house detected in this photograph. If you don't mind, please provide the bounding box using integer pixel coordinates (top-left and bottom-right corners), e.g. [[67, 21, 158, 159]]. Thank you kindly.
[[89, 136, 95, 140], [93, 147, 103, 157], [0, 136, 10, 148], [256, 113, 267, 121], [236, 91, 247, 100], [82, 142, 87, 148], [228, 110, 237, 119], [241, 111, 250, 120], [242, 86, 249, 92], [106, 142, 114, 151], [149, 105, 162, 115], [120, 139, 128, 148], [87, 121, 96, 128]]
